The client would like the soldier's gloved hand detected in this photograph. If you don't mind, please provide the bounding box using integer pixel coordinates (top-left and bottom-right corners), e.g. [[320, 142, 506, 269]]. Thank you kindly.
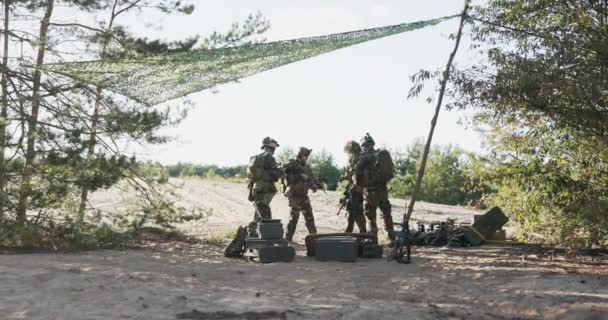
[[300, 173, 309, 181]]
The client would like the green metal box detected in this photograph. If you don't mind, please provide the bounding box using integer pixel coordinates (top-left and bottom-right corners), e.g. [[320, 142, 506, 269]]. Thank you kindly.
[[314, 237, 359, 262]]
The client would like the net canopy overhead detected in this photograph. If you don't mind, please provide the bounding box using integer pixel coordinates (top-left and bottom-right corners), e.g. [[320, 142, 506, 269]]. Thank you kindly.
[[42, 15, 458, 106]]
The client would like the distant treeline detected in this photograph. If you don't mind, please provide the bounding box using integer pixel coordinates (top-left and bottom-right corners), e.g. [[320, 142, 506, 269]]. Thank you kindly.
[[162, 142, 495, 208], [165, 163, 248, 180]]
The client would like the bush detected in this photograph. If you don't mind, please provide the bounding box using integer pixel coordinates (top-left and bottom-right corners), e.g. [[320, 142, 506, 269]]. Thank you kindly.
[[483, 127, 608, 248], [389, 141, 494, 206]]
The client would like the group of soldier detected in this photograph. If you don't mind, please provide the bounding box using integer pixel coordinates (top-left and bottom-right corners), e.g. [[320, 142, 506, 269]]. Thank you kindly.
[[246, 133, 396, 246]]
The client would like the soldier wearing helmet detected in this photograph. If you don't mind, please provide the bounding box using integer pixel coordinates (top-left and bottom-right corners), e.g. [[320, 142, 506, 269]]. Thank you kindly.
[[246, 137, 284, 236], [353, 133, 396, 246], [283, 147, 321, 241], [341, 140, 367, 233]]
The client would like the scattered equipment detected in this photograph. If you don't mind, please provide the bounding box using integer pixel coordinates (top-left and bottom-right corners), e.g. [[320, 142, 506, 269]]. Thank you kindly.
[[463, 206, 509, 246], [390, 221, 412, 264]]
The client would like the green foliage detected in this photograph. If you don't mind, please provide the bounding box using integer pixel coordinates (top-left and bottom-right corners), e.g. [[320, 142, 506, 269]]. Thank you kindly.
[[448, 0, 608, 247], [276, 147, 295, 165], [164, 163, 247, 181], [277, 147, 342, 191], [0, 216, 135, 250], [138, 161, 170, 184], [308, 149, 342, 191], [389, 140, 494, 206], [0, 0, 272, 248], [481, 123, 608, 247]]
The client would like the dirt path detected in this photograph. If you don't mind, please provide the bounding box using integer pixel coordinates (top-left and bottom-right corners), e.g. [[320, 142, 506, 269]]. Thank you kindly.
[[155, 179, 484, 241], [2, 180, 607, 320], [1, 242, 606, 320]]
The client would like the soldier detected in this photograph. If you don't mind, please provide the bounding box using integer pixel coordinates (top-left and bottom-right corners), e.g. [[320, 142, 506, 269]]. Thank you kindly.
[[246, 137, 283, 236], [284, 147, 321, 241], [354, 133, 396, 246], [342, 140, 367, 233]]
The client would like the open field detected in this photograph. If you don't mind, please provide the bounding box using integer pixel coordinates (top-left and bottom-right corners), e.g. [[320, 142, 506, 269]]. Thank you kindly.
[[1, 179, 607, 320]]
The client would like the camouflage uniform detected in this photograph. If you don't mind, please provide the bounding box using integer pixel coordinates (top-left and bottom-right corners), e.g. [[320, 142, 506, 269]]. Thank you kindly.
[[284, 148, 318, 241], [354, 134, 396, 244], [343, 142, 367, 233], [247, 137, 283, 236]]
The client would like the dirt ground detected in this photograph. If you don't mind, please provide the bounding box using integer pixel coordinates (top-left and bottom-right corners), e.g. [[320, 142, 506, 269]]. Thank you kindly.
[[1, 179, 607, 320]]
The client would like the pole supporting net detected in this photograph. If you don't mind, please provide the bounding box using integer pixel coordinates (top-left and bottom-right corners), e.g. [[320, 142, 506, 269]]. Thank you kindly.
[[41, 15, 458, 106]]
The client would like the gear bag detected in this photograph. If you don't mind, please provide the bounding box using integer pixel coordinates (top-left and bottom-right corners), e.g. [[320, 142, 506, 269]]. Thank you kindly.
[[224, 225, 248, 257], [247, 155, 261, 180], [375, 149, 395, 183]]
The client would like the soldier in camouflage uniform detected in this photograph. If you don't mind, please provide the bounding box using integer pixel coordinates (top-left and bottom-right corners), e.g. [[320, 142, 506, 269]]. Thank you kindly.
[[342, 141, 367, 233], [284, 147, 320, 241], [354, 133, 396, 246], [247, 137, 283, 236]]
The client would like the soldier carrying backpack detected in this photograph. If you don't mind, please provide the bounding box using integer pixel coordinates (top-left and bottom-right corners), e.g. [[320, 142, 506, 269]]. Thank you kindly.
[[283, 147, 320, 241], [246, 137, 284, 237], [353, 133, 396, 246], [225, 137, 283, 258], [341, 140, 367, 233]]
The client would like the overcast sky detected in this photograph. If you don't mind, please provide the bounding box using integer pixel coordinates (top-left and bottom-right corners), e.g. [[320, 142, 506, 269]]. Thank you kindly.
[[112, 0, 482, 166]]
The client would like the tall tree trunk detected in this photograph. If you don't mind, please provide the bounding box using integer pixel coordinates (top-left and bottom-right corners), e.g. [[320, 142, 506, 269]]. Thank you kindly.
[[15, 0, 55, 227], [0, 0, 10, 217], [404, 1, 469, 224], [77, 0, 119, 224], [76, 86, 102, 222]]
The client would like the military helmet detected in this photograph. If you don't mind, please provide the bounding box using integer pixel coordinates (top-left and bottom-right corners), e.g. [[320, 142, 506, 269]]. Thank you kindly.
[[261, 137, 279, 149], [343, 140, 361, 155], [298, 147, 312, 157], [360, 133, 375, 147]]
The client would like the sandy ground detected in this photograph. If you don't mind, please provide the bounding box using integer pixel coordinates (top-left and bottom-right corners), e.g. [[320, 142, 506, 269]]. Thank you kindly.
[[1, 179, 607, 320]]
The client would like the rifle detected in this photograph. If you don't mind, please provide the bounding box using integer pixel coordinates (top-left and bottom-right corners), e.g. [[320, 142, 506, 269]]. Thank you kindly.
[[337, 197, 347, 216], [389, 217, 412, 264], [336, 184, 353, 216]]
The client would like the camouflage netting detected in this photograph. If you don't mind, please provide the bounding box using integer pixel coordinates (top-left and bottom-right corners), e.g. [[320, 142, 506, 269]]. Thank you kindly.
[[41, 15, 458, 106]]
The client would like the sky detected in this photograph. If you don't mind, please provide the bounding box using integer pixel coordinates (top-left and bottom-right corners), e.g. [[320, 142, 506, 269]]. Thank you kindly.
[[116, 0, 483, 166]]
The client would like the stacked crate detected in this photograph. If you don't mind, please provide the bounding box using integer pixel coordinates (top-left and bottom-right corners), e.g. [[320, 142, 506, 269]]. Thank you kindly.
[[244, 219, 295, 263]]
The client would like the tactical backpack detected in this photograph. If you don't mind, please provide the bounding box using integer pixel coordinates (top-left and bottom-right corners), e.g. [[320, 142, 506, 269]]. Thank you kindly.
[[374, 149, 395, 183], [247, 154, 263, 181], [223, 225, 248, 257]]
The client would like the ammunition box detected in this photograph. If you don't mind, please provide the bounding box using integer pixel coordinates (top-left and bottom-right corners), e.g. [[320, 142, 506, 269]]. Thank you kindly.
[[247, 246, 295, 263], [245, 238, 288, 249], [314, 237, 358, 262], [256, 220, 284, 240]]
